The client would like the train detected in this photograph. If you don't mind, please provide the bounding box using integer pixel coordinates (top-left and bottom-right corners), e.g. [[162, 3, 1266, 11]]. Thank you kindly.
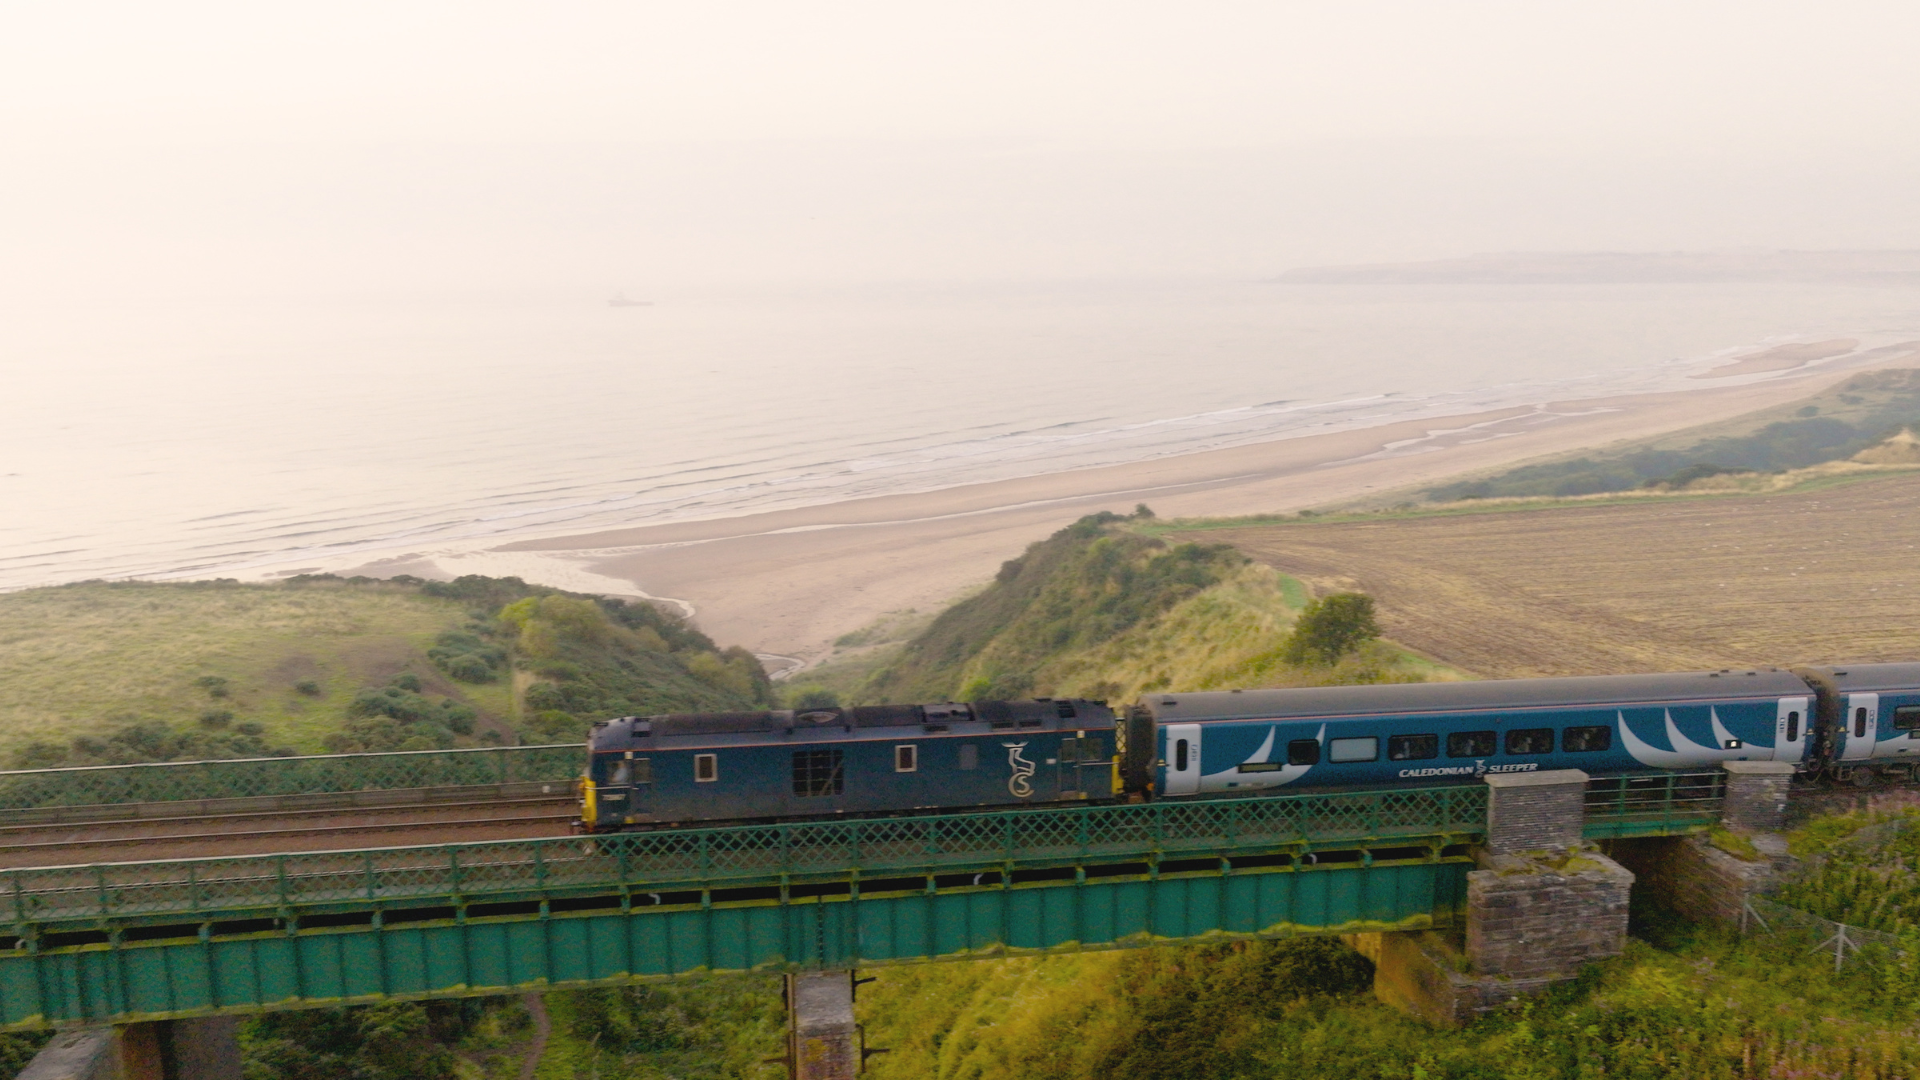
[[577, 662, 1920, 832]]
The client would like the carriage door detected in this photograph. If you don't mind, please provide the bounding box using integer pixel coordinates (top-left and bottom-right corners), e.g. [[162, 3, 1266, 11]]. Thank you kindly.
[[1163, 724, 1202, 796], [1843, 693, 1879, 761], [1772, 696, 1811, 763]]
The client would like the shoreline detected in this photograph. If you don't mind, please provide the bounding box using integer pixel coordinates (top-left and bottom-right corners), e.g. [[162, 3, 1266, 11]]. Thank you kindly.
[[428, 360, 1911, 667]]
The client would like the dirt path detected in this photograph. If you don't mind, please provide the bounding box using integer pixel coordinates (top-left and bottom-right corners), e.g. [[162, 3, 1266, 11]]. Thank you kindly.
[[519, 993, 550, 1080], [1209, 474, 1920, 677]]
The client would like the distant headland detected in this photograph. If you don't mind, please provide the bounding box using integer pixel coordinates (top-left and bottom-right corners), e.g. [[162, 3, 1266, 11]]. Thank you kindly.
[[1273, 250, 1920, 285]]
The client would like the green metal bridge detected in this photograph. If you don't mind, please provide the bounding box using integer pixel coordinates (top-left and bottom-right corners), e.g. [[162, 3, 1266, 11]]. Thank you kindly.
[[0, 748, 1724, 1030]]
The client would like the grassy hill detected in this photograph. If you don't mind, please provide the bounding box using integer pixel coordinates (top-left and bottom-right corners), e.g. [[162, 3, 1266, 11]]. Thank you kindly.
[[808, 509, 1448, 708], [1425, 366, 1920, 502], [0, 575, 769, 766]]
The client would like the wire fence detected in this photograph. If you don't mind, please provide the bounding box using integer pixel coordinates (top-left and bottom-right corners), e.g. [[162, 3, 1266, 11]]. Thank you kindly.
[[0, 745, 584, 811], [1742, 894, 1906, 971]]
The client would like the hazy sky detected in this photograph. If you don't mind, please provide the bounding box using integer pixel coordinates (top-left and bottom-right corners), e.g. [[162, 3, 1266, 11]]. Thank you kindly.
[[4, 1, 1917, 293]]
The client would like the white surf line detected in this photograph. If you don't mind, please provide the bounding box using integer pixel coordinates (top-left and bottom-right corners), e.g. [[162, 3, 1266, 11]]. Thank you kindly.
[[503, 473, 1268, 561]]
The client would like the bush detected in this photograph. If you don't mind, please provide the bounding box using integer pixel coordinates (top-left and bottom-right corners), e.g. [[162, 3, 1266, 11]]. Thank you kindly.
[[293, 680, 321, 696], [789, 686, 841, 709], [194, 675, 230, 699], [428, 630, 507, 684], [198, 709, 234, 728], [1282, 593, 1381, 665]]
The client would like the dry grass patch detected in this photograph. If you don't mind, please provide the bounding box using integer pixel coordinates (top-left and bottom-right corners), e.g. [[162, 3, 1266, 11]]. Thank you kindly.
[[1201, 472, 1920, 678]]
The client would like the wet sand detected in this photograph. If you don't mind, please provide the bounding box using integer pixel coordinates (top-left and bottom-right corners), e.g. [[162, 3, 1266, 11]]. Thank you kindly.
[[483, 367, 1897, 668]]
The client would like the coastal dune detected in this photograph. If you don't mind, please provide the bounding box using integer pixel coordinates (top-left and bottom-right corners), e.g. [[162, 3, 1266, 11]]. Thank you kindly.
[[497, 368, 1891, 667]]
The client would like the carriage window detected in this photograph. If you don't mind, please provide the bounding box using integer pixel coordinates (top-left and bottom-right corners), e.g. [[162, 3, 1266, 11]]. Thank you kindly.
[[1174, 740, 1190, 771], [792, 749, 844, 796], [1447, 731, 1496, 758], [1562, 726, 1612, 753], [1328, 737, 1378, 763], [1505, 728, 1554, 755], [959, 744, 979, 770], [1388, 734, 1438, 761], [895, 745, 918, 773], [1894, 706, 1920, 731], [1856, 707, 1869, 738], [1785, 711, 1800, 743], [1287, 739, 1320, 766], [694, 754, 717, 783], [1237, 763, 1283, 773]]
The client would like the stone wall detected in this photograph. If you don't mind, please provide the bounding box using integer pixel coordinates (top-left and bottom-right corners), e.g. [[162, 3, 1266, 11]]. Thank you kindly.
[[1607, 834, 1778, 926], [1722, 761, 1796, 832], [1466, 848, 1633, 980], [1483, 770, 1588, 855]]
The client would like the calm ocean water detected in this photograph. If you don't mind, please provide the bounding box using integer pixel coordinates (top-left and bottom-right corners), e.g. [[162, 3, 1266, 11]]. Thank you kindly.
[[3, 278, 1917, 591]]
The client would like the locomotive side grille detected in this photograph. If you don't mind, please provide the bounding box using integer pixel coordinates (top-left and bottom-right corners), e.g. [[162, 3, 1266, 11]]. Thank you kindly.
[[792, 749, 845, 798]]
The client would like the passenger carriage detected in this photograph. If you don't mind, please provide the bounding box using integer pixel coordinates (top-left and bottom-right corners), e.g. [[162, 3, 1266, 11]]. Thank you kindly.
[[1129, 670, 1817, 797]]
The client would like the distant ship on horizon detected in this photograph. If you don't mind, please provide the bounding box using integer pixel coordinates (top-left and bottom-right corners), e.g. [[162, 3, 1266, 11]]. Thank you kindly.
[[608, 293, 654, 308]]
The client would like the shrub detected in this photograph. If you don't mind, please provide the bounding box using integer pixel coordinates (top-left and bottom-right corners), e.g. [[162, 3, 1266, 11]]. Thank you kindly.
[[194, 675, 230, 699], [1282, 593, 1381, 665], [789, 686, 841, 709], [198, 709, 234, 728], [293, 680, 322, 696]]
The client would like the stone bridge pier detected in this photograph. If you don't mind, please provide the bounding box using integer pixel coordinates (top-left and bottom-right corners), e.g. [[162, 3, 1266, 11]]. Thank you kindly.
[[1351, 761, 1796, 1025]]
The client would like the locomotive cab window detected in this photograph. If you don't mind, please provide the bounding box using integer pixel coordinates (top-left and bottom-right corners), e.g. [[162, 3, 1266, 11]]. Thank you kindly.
[[894, 745, 918, 773], [611, 760, 632, 785], [1287, 739, 1320, 766], [1893, 706, 1920, 731], [1506, 728, 1554, 755], [1562, 726, 1611, 753], [1447, 731, 1495, 758], [1328, 736, 1378, 763], [694, 754, 717, 783], [1388, 734, 1438, 761], [793, 749, 845, 797]]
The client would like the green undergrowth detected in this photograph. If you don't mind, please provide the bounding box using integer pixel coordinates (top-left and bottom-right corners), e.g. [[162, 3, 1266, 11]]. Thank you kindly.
[[1427, 366, 1920, 502], [846, 511, 1445, 706], [530, 978, 785, 1080], [1777, 800, 1920, 931], [857, 929, 1920, 1080], [0, 575, 769, 763]]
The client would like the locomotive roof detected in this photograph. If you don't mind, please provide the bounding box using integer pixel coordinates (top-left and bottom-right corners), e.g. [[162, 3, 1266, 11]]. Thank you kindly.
[[588, 698, 1115, 752], [1143, 669, 1814, 722], [1818, 663, 1920, 693]]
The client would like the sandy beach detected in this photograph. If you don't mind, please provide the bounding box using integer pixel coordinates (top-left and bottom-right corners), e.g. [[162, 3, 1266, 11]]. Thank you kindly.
[[454, 360, 1912, 670]]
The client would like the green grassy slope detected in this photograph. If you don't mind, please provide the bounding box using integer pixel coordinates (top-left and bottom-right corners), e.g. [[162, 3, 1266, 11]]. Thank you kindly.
[[0, 579, 507, 756], [845, 511, 1445, 706], [1426, 366, 1920, 501], [0, 575, 769, 763]]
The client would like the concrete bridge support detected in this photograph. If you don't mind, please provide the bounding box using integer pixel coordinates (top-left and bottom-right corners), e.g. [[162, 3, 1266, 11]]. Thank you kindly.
[[785, 972, 860, 1080], [16, 1019, 241, 1080]]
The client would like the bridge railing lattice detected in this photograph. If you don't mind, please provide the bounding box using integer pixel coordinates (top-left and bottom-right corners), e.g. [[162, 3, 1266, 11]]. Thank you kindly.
[[0, 785, 1487, 927]]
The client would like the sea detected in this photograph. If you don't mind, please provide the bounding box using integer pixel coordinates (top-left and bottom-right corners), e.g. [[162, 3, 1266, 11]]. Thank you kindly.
[[4, 278, 1918, 593]]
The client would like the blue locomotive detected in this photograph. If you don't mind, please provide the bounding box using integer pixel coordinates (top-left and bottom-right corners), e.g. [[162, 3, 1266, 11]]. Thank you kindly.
[[578, 663, 1920, 831], [581, 699, 1116, 831]]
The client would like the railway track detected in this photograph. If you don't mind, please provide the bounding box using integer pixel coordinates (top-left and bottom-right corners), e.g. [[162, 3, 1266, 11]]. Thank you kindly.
[[0, 795, 580, 869]]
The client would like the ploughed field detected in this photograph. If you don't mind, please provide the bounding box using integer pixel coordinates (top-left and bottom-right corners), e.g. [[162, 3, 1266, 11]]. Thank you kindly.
[[1208, 474, 1920, 678]]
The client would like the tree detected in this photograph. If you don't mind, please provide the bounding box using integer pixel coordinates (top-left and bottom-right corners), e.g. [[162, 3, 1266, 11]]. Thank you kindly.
[[1282, 592, 1380, 665]]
